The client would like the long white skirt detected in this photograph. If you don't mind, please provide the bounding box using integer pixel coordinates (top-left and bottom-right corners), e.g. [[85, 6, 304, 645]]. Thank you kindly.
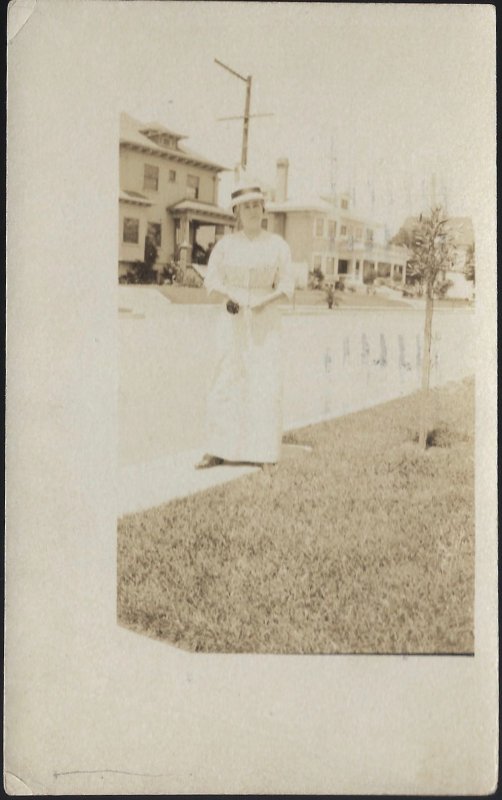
[[205, 305, 284, 464]]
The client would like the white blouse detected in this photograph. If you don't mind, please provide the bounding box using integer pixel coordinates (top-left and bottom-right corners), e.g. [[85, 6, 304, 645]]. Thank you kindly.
[[204, 230, 295, 307]]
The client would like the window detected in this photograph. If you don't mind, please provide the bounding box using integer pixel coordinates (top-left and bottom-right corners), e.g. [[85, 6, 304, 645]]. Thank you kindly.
[[187, 174, 200, 199], [143, 164, 159, 191], [341, 198, 349, 209], [123, 217, 139, 244], [147, 221, 162, 247], [326, 257, 335, 275], [328, 220, 336, 239], [313, 254, 323, 271], [338, 259, 349, 274], [261, 218, 268, 230], [366, 228, 374, 243], [355, 227, 363, 240], [169, 170, 176, 182], [340, 225, 347, 236], [314, 217, 324, 237]]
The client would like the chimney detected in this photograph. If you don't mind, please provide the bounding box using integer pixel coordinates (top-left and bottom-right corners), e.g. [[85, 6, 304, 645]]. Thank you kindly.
[[276, 158, 289, 203]]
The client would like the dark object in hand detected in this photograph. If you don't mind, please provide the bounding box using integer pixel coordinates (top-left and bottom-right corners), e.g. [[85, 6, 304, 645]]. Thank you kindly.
[[226, 300, 240, 314]]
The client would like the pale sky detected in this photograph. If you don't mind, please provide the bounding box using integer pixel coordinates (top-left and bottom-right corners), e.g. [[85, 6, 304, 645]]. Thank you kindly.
[[115, 2, 493, 234]]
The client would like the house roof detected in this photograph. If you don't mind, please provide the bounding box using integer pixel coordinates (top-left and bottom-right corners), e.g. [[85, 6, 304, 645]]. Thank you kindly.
[[120, 112, 228, 172], [119, 189, 152, 206], [139, 120, 187, 140], [169, 199, 235, 223], [266, 198, 335, 214], [266, 196, 374, 224]]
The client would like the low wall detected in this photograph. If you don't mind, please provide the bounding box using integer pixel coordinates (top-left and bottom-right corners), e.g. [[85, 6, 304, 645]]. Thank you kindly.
[[119, 298, 475, 466], [282, 308, 474, 429]]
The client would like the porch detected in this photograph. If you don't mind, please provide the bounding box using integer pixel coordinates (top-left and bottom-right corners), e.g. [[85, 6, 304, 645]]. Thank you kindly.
[[325, 243, 408, 285], [169, 200, 235, 268]]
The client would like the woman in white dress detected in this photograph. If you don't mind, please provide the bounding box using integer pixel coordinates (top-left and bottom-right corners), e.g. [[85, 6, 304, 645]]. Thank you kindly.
[[196, 180, 295, 470]]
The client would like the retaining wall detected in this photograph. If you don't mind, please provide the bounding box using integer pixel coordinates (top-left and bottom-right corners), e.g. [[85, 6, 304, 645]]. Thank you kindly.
[[119, 298, 474, 466]]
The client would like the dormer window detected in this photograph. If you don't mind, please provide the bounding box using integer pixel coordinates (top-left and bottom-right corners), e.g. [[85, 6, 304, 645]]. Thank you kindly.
[[160, 135, 177, 149], [141, 129, 179, 150]]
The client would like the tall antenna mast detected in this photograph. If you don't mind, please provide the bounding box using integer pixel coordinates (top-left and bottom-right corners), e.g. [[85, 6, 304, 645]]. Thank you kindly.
[[215, 58, 274, 171]]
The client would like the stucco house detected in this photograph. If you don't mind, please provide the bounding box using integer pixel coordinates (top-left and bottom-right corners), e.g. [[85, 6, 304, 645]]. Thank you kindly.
[[119, 112, 234, 279], [263, 159, 409, 287]]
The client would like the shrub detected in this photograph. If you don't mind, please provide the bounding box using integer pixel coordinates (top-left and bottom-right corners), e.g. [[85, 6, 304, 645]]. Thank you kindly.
[[123, 259, 157, 284], [173, 263, 203, 288], [162, 261, 179, 284], [183, 269, 203, 288], [308, 267, 325, 290]]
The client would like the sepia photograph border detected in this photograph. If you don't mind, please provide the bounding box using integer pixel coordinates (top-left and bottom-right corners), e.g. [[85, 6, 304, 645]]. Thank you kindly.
[[5, 1, 497, 794]]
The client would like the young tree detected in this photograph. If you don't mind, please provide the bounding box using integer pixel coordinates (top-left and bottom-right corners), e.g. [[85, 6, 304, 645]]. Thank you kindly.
[[408, 206, 456, 448]]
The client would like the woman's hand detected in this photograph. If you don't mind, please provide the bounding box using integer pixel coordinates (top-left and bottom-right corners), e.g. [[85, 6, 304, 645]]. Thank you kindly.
[[226, 299, 240, 314]]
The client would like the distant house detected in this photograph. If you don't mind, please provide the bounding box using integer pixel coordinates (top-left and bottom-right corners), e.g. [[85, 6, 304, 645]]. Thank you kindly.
[[119, 112, 234, 279], [263, 159, 409, 286], [396, 215, 475, 299]]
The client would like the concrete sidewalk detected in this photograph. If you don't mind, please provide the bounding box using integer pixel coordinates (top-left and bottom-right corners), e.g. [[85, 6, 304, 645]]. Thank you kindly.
[[118, 443, 312, 517], [118, 289, 474, 516]]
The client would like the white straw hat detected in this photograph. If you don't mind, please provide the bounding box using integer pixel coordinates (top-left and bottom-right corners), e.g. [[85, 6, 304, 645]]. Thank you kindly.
[[231, 178, 265, 211]]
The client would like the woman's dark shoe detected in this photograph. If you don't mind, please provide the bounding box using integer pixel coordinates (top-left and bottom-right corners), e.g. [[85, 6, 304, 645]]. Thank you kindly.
[[195, 454, 224, 470]]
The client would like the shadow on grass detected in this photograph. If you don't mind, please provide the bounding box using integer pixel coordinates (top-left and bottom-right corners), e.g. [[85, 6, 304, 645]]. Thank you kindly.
[[412, 425, 471, 449]]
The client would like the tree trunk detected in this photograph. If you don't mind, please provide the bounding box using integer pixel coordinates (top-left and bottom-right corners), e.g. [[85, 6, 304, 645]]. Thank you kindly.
[[418, 282, 434, 449]]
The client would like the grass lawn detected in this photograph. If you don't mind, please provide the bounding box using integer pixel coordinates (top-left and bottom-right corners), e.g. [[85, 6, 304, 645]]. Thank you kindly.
[[117, 378, 474, 654]]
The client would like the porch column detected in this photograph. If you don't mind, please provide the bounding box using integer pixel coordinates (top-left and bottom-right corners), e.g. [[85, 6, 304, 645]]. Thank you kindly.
[[390, 263, 394, 281], [179, 214, 191, 268]]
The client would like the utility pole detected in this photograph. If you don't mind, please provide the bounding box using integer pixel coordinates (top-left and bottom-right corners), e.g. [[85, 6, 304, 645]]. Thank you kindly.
[[215, 58, 273, 171]]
